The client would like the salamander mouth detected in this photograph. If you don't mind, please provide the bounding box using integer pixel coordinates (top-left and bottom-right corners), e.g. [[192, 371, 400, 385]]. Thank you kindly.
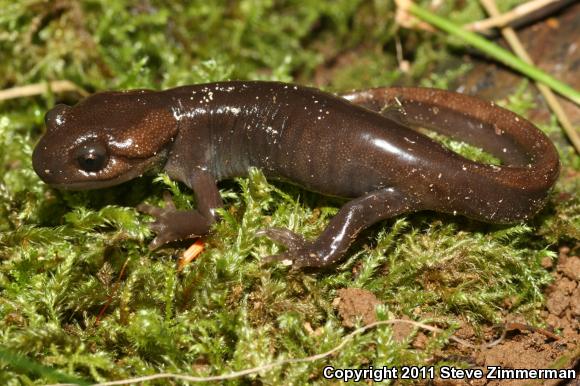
[[48, 174, 141, 190], [40, 151, 167, 191]]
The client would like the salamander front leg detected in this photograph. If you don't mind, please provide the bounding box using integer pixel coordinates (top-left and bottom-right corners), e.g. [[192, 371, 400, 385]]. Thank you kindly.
[[138, 170, 222, 250], [258, 187, 416, 268], [137, 193, 213, 249]]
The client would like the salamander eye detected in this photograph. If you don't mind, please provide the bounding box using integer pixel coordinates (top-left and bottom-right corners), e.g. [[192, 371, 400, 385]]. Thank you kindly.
[[75, 143, 109, 172]]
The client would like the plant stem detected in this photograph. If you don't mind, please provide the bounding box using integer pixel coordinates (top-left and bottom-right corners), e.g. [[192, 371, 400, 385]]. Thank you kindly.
[[407, 2, 580, 106]]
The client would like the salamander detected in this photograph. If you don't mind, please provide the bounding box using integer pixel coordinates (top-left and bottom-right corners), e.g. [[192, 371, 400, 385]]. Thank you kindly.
[[32, 81, 560, 268]]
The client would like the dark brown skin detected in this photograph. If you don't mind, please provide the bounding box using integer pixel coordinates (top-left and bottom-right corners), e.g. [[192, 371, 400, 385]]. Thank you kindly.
[[32, 81, 560, 268]]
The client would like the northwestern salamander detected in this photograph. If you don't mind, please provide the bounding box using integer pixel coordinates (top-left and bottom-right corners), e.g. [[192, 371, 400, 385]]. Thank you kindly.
[[32, 82, 560, 267]]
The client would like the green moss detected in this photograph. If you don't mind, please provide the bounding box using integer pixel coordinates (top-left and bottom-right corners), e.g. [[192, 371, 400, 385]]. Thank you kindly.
[[0, 0, 577, 384]]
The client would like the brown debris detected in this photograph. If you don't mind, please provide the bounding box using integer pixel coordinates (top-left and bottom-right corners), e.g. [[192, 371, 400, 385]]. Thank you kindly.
[[334, 288, 382, 328], [560, 256, 580, 281]]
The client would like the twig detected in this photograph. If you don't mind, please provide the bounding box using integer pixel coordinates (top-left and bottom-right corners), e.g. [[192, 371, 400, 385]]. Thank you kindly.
[[47, 318, 512, 386], [178, 239, 205, 271], [465, 0, 561, 32], [395, 0, 580, 105], [478, 0, 580, 153], [0, 80, 88, 102], [504, 322, 561, 340]]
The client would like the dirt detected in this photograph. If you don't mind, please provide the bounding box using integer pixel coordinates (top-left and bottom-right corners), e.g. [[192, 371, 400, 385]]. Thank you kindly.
[[335, 287, 382, 328], [334, 245, 579, 385], [544, 248, 580, 338], [467, 246, 580, 386]]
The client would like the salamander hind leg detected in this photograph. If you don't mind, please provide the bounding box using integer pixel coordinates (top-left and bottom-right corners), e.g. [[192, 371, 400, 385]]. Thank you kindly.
[[258, 187, 417, 268]]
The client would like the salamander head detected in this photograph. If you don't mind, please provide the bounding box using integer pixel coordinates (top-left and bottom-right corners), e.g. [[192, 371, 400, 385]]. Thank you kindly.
[[32, 90, 178, 190]]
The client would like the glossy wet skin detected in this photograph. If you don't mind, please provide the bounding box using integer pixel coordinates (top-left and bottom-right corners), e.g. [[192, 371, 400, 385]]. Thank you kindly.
[[32, 81, 560, 268], [34, 90, 176, 189]]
